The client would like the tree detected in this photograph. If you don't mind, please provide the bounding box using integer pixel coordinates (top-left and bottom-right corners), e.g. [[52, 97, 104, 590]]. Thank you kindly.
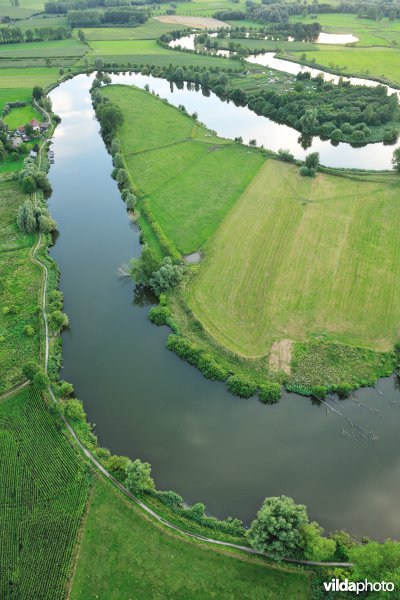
[[302, 522, 336, 561], [32, 86, 44, 101], [299, 108, 318, 133], [33, 369, 50, 391], [392, 148, 400, 172], [94, 57, 104, 70], [116, 168, 128, 185], [96, 102, 124, 138], [246, 496, 308, 559], [349, 540, 400, 585], [125, 458, 155, 494], [305, 152, 319, 170], [17, 199, 36, 232], [149, 257, 183, 295], [23, 361, 40, 381], [24, 123, 34, 136], [77, 29, 86, 42], [130, 246, 161, 287]]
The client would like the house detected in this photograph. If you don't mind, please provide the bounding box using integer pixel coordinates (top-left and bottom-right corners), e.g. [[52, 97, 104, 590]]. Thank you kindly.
[[29, 150, 37, 158], [40, 122, 49, 132], [30, 119, 41, 132], [17, 125, 25, 136]]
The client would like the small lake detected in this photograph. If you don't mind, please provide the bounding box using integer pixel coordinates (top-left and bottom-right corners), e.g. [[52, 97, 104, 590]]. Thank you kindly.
[[47, 73, 400, 540]]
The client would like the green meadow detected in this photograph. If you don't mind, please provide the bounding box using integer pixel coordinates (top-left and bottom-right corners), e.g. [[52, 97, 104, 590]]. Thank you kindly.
[[70, 477, 310, 600], [103, 84, 263, 254], [4, 103, 41, 129]]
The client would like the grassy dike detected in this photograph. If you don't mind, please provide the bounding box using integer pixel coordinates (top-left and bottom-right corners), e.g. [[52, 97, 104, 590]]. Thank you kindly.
[[101, 83, 400, 399]]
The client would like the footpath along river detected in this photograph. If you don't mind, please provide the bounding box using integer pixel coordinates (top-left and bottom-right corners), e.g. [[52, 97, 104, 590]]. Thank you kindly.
[[48, 73, 400, 540]]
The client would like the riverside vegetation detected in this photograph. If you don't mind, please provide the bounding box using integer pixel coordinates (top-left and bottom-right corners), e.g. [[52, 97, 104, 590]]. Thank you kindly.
[[2, 0, 400, 596], [95, 81, 400, 402]]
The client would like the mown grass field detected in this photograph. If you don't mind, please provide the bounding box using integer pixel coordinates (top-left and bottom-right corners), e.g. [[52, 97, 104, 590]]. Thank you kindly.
[[76, 19, 186, 41], [87, 38, 230, 68], [189, 161, 400, 356], [0, 180, 42, 392], [4, 103, 41, 129], [290, 45, 400, 86], [103, 84, 264, 254], [0, 39, 86, 59], [153, 0, 246, 17], [0, 387, 90, 598], [70, 477, 310, 600], [0, 67, 60, 111]]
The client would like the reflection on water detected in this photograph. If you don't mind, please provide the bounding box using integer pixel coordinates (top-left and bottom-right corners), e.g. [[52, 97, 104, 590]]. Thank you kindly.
[[109, 72, 400, 169], [47, 74, 400, 540]]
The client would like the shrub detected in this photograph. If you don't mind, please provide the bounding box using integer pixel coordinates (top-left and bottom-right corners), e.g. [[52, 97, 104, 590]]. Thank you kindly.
[[226, 375, 257, 398], [197, 353, 229, 381], [299, 166, 311, 177], [23, 360, 40, 381], [149, 306, 171, 326], [154, 490, 184, 509], [64, 398, 86, 421], [106, 455, 131, 480], [33, 369, 50, 391], [50, 310, 69, 331], [24, 325, 35, 337], [258, 382, 281, 404]]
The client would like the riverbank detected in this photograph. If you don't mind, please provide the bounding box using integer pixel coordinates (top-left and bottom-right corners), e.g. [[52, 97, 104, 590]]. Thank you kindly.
[[99, 82, 399, 400]]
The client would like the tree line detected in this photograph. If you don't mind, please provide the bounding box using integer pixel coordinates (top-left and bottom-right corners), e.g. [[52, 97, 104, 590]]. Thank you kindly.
[[67, 6, 148, 26], [0, 26, 70, 44]]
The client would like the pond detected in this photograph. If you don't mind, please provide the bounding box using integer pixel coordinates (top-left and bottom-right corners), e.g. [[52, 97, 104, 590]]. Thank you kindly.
[[47, 73, 400, 541]]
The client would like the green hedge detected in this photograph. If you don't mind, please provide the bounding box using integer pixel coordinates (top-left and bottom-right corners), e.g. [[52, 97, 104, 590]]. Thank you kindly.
[[166, 334, 229, 382]]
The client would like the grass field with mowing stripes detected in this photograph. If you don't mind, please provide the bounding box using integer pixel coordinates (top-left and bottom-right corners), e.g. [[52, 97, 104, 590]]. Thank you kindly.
[[189, 161, 400, 357]]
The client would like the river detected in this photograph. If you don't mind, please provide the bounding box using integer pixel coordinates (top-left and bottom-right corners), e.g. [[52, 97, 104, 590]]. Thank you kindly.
[[47, 73, 400, 540]]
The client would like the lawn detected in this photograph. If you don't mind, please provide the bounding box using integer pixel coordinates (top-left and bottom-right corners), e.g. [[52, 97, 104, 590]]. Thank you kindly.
[[188, 161, 400, 356], [103, 84, 264, 253], [0, 387, 90, 598], [0, 180, 43, 392], [4, 103, 41, 129], [70, 477, 310, 600]]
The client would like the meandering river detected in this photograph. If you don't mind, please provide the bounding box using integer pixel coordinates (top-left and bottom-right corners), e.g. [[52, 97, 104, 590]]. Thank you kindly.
[[48, 73, 400, 540]]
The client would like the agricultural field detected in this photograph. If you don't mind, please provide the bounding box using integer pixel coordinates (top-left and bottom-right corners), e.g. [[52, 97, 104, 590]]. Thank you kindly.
[[87, 38, 230, 68], [0, 387, 90, 598], [70, 477, 310, 600], [188, 161, 400, 357], [289, 45, 400, 86], [0, 0, 43, 19], [75, 20, 186, 41], [290, 13, 400, 47], [0, 39, 86, 59], [4, 103, 41, 129], [103, 84, 263, 253], [0, 67, 59, 111], [153, 0, 246, 18], [0, 179, 42, 392]]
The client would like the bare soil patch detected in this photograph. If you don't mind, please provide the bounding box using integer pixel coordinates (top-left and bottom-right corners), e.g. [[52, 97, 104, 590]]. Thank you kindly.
[[269, 339, 292, 375], [154, 15, 229, 29]]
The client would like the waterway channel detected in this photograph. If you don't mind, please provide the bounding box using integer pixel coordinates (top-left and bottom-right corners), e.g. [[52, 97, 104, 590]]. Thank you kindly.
[[48, 73, 400, 540]]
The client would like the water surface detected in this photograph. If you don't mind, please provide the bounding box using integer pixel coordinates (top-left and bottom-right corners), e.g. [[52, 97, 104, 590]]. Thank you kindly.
[[48, 74, 400, 540]]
